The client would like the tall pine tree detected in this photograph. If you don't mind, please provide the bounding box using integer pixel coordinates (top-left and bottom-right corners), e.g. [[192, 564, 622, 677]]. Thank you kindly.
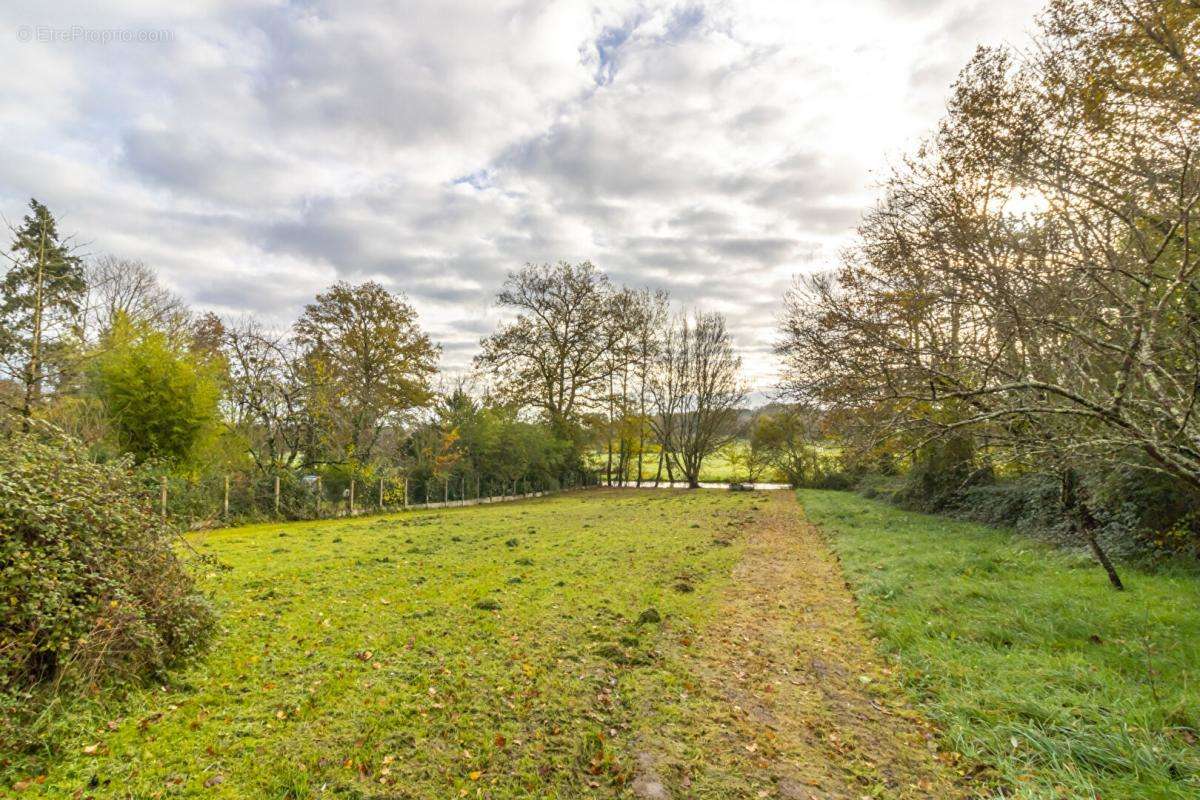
[[0, 199, 85, 421]]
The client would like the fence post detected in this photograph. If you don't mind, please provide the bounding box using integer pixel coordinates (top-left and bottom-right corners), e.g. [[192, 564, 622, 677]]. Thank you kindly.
[[316, 475, 322, 517], [379, 478, 384, 510], [443, 478, 449, 505], [274, 475, 281, 517], [223, 474, 230, 518], [403, 477, 408, 509], [461, 475, 466, 507], [350, 478, 356, 515], [160, 475, 167, 521]]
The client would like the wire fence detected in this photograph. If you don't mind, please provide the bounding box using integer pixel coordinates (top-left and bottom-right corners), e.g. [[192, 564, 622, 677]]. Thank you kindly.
[[146, 469, 601, 529]]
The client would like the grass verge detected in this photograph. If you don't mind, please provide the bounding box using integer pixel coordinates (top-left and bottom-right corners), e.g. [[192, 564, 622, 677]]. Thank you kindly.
[[799, 488, 1200, 799]]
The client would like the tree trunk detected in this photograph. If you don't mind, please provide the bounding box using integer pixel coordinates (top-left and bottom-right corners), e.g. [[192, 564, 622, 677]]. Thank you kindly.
[[1078, 502, 1124, 591], [605, 371, 615, 486], [21, 223, 48, 426], [1061, 469, 1124, 591]]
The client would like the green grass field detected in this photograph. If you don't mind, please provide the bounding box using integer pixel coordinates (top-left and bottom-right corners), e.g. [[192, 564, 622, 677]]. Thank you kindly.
[[7, 490, 759, 798], [800, 489, 1200, 799], [10, 488, 1199, 798]]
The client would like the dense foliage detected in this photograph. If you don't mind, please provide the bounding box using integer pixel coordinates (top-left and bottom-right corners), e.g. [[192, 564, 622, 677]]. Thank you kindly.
[[0, 428, 214, 750], [777, 0, 1200, 569], [91, 314, 223, 465]]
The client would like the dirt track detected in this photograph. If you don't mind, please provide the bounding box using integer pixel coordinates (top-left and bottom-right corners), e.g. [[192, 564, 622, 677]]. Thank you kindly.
[[634, 491, 965, 799]]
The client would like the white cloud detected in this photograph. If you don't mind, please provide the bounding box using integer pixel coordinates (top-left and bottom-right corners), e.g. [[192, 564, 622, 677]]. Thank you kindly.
[[0, 0, 1042, 391]]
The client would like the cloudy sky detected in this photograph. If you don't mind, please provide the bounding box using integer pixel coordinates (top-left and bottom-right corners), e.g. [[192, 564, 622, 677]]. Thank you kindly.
[[0, 0, 1042, 390]]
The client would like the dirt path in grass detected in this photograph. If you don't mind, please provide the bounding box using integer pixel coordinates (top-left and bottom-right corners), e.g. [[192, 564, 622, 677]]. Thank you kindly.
[[634, 491, 966, 799]]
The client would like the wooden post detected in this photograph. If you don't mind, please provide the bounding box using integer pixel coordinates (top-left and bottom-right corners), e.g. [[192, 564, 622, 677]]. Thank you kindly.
[[379, 478, 384, 509], [443, 478, 448, 505], [349, 478, 356, 515], [315, 475, 322, 517], [160, 475, 168, 521], [223, 475, 230, 518], [274, 475, 281, 516], [403, 477, 408, 509], [461, 476, 466, 506]]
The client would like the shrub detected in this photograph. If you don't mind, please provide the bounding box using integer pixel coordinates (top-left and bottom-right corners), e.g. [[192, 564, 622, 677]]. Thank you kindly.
[[893, 435, 987, 512], [954, 475, 1064, 532], [0, 427, 214, 750]]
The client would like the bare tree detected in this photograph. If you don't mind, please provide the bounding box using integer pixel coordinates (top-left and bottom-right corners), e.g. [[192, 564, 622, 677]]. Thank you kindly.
[[223, 319, 308, 472], [651, 311, 746, 488], [84, 256, 190, 342], [630, 289, 670, 485]]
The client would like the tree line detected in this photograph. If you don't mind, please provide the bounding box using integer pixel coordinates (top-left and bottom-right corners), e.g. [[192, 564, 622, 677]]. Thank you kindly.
[[776, 0, 1200, 584], [476, 261, 750, 488], [0, 210, 751, 515]]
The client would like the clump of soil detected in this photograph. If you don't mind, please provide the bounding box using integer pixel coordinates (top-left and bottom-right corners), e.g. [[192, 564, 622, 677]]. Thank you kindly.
[[637, 608, 662, 625]]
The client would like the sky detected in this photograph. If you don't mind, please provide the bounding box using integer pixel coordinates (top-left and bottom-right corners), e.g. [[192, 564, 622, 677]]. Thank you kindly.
[[0, 0, 1043, 392]]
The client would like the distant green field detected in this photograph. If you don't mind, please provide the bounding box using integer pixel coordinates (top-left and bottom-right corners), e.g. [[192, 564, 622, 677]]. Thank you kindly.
[[6, 491, 757, 798], [801, 489, 1200, 799], [591, 442, 788, 483]]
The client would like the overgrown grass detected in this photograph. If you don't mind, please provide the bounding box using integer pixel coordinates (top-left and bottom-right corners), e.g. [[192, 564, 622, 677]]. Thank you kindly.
[[4, 490, 757, 798], [800, 489, 1200, 799]]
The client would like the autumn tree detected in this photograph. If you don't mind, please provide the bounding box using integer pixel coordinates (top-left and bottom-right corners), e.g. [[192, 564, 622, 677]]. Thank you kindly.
[[777, 0, 1200, 585], [749, 406, 823, 487], [476, 262, 620, 444], [294, 281, 439, 465]]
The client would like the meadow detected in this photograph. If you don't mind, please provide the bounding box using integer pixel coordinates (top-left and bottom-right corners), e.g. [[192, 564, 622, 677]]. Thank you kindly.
[[6, 490, 760, 798], [9, 488, 1199, 799], [802, 489, 1200, 799]]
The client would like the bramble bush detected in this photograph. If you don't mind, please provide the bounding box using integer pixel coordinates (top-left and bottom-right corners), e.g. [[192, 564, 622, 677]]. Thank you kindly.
[[0, 427, 214, 750]]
